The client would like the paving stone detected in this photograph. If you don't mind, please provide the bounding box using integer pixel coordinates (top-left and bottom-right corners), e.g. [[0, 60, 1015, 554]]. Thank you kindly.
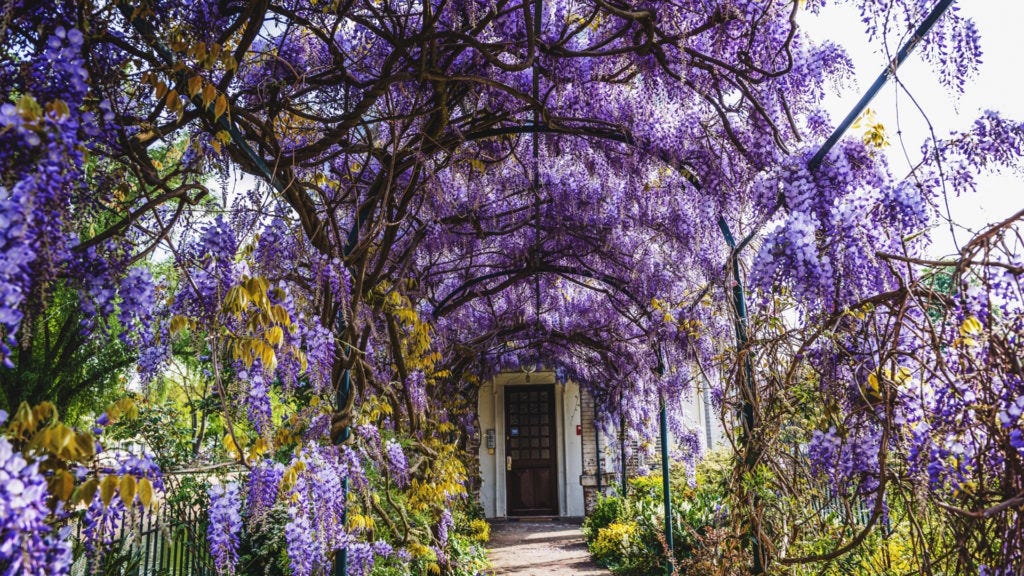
[[484, 520, 610, 575]]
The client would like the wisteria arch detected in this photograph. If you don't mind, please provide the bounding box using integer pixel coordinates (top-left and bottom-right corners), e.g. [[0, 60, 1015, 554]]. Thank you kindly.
[[3, 1, 1024, 575]]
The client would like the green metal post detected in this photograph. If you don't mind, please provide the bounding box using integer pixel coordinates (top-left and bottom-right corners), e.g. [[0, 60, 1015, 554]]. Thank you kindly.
[[595, 403, 603, 495], [334, 366, 352, 576], [718, 217, 762, 574], [808, 0, 956, 171], [656, 348, 674, 572], [620, 389, 628, 496], [659, 395, 674, 573]]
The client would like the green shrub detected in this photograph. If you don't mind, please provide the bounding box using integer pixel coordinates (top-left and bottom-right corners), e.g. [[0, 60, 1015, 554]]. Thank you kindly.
[[590, 521, 641, 565], [583, 451, 735, 574], [694, 448, 732, 497], [467, 519, 490, 543], [583, 446, 966, 576], [583, 493, 624, 539], [237, 505, 290, 576]]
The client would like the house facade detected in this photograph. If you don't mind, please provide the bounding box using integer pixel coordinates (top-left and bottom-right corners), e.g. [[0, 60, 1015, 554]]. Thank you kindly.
[[476, 370, 722, 519]]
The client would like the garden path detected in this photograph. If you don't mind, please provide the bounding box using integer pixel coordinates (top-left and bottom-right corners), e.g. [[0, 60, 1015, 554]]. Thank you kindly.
[[484, 519, 610, 575]]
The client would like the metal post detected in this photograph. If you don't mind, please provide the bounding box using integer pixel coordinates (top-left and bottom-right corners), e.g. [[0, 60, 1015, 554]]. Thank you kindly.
[[595, 402, 602, 495], [620, 388, 628, 496], [333, 367, 352, 576], [808, 0, 955, 170], [656, 348, 674, 572], [718, 217, 762, 574], [659, 395, 674, 573]]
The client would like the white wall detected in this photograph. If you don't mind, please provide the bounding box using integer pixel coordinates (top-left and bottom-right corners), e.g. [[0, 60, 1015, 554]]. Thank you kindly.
[[667, 377, 729, 456], [560, 380, 585, 517], [692, 378, 726, 452], [477, 371, 585, 518]]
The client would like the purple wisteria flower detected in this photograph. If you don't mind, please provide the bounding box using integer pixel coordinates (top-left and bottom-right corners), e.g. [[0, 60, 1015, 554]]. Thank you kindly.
[[0, 25, 91, 368], [116, 452, 164, 491], [285, 503, 319, 576], [356, 424, 381, 459], [116, 267, 156, 341], [407, 370, 427, 415], [0, 437, 71, 576], [344, 540, 394, 576], [81, 493, 124, 558], [281, 446, 353, 573], [79, 453, 161, 558], [339, 445, 367, 491], [348, 542, 374, 576], [239, 364, 272, 435], [436, 509, 453, 547], [807, 427, 841, 480], [246, 460, 283, 524], [207, 482, 242, 575], [384, 439, 409, 488]]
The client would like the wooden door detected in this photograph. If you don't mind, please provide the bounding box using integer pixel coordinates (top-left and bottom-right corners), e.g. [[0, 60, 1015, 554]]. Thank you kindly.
[[505, 385, 558, 516]]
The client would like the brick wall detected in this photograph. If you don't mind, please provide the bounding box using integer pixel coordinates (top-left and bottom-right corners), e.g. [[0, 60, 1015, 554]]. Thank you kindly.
[[578, 387, 643, 513]]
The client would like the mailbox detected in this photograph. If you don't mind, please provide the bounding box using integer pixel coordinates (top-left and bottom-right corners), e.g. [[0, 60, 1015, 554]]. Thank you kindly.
[[485, 429, 496, 454]]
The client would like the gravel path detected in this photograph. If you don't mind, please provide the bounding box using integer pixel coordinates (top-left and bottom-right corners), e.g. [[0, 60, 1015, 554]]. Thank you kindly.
[[484, 519, 610, 575]]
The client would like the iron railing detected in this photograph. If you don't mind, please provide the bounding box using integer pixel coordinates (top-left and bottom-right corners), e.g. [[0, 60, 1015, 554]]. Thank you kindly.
[[70, 473, 218, 576]]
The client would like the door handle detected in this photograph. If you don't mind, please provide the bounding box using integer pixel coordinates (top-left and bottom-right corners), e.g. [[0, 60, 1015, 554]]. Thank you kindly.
[[506, 456, 512, 471]]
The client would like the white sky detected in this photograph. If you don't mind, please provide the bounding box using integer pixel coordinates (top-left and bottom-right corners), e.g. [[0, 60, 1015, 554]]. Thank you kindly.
[[804, 1, 1024, 258]]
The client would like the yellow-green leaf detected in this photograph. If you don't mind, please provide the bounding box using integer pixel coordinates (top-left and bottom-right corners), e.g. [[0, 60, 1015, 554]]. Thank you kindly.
[[170, 314, 190, 335], [224, 285, 248, 312], [960, 315, 983, 337], [54, 424, 76, 455], [100, 475, 119, 507], [16, 93, 42, 121], [214, 93, 228, 120], [49, 469, 75, 502], [138, 478, 154, 509], [73, 477, 99, 506], [244, 277, 269, 302], [73, 431, 96, 462], [118, 398, 139, 420], [271, 304, 291, 325], [867, 372, 880, 394], [187, 75, 203, 97], [265, 326, 284, 347], [9, 402, 36, 439], [224, 434, 241, 457], [119, 474, 137, 505], [202, 83, 216, 108], [32, 402, 56, 424], [281, 468, 297, 489], [257, 341, 277, 370], [48, 99, 71, 119]]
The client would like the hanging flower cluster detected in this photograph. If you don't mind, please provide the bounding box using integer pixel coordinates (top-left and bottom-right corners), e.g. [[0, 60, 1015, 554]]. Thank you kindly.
[[0, 431, 72, 576], [384, 440, 409, 488], [207, 482, 242, 575]]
